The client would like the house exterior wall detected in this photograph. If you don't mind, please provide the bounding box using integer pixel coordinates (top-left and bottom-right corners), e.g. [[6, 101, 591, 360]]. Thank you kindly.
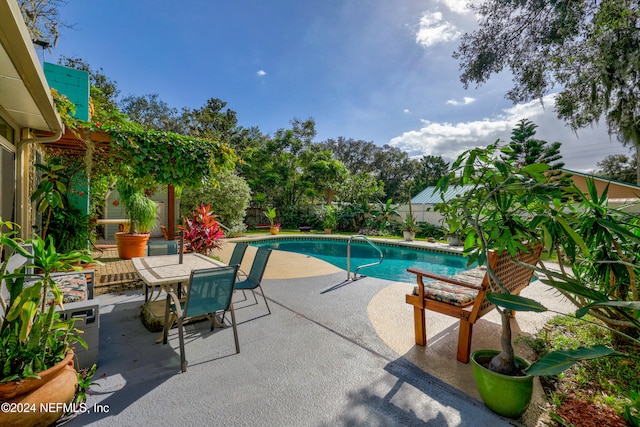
[[43, 64, 91, 217], [570, 174, 640, 200], [569, 174, 640, 212], [397, 204, 444, 226], [1, 0, 63, 237], [43, 63, 90, 122]]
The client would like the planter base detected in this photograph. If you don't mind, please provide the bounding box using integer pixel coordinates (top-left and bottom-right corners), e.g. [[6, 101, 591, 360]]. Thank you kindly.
[[471, 350, 533, 418], [115, 232, 151, 259], [403, 231, 415, 241], [0, 351, 77, 427]]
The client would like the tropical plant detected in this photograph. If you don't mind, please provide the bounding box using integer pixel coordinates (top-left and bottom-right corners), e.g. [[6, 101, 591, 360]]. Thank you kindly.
[[263, 206, 277, 227], [402, 212, 419, 233], [402, 200, 419, 233], [337, 202, 370, 232], [562, 180, 640, 338], [116, 180, 157, 234], [48, 205, 89, 254], [493, 180, 640, 375], [0, 219, 97, 382], [369, 198, 398, 232], [322, 205, 338, 230], [31, 163, 67, 240], [436, 142, 580, 375], [438, 143, 640, 382], [181, 204, 224, 255]]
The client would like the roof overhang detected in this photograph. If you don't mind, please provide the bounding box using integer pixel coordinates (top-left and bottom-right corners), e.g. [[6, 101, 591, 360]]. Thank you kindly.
[[0, 0, 63, 134]]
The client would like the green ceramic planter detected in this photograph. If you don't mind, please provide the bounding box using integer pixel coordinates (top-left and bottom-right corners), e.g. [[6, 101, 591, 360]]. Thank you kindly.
[[471, 349, 534, 418]]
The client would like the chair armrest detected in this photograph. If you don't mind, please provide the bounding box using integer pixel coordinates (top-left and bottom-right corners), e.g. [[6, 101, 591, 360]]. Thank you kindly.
[[407, 267, 485, 291], [166, 291, 184, 318]]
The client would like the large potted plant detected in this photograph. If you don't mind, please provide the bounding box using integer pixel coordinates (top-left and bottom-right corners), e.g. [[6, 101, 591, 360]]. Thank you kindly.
[[435, 143, 579, 417], [0, 220, 97, 426], [114, 180, 157, 259]]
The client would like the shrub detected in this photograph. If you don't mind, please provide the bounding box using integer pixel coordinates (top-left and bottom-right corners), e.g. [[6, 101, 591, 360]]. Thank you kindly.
[[416, 222, 446, 240], [180, 171, 251, 232]]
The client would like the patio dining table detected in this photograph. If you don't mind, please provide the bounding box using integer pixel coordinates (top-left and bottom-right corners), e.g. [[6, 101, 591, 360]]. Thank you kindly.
[[132, 253, 226, 302]]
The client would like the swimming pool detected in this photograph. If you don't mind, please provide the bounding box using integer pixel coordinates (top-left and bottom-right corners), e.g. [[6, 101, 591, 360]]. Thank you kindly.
[[246, 237, 471, 284]]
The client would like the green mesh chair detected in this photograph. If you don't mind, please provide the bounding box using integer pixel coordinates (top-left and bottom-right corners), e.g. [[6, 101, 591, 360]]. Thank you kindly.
[[228, 243, 248, 276], [162, 265, 240, 372], [144, 240, 179, 301], [235, 247, 272, 315], [147, 240, 178, 256]]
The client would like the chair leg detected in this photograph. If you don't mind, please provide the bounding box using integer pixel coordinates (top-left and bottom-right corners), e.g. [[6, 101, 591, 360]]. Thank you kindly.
[[162, 301, 171, 344], [456, 320, 473, 363], [229, 304, 240, 354], [413, 306, 427, 346], [178, 318, 187, 372], [258, 285, 271, 314]]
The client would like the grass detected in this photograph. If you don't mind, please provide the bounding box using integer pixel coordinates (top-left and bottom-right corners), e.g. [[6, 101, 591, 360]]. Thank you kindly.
[[524, 314, 640, 423]]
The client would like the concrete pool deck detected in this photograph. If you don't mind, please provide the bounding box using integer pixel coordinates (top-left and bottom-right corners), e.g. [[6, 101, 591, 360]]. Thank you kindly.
[[71, 236, 571, 426]]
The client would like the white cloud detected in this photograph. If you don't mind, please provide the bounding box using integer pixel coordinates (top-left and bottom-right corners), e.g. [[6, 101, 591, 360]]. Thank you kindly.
[[389, 94, 626, 171], [439, 0, 473, 14], [446, 96, 476, 106], [403, 108, 411, 113], [257, 70, 267, 76], [415, 12, 462, 48]]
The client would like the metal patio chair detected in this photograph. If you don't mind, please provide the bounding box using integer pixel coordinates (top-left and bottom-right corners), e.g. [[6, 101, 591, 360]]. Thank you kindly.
[[147, 239, 178, 256], [162, 265, 240, 372], [235, 247, 272, 315], [228, 243, 248, 276]]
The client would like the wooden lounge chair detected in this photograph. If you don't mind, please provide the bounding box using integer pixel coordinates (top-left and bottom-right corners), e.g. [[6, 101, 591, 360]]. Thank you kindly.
[[405, 245, 542, 363]]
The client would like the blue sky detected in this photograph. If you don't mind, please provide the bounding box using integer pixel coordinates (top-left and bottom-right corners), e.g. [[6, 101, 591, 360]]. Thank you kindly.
[[49, 0, 631, 171]]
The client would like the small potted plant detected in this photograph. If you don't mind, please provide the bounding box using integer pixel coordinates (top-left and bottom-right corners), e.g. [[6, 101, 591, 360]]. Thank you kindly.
[[114, 180, 157, 259], [263, 207, 280, 235], [402, 201, 419, 241], [322, 205, 338, 234], [0, 220, 97, 426], [402, 213, 419, 241]]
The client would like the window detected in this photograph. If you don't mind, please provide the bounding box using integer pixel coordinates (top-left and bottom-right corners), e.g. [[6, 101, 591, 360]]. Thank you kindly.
[[0, 115, 16, 224]]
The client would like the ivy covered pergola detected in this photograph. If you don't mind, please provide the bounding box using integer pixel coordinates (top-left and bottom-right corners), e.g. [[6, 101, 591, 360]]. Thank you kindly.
[[37, 122, 238, 239]]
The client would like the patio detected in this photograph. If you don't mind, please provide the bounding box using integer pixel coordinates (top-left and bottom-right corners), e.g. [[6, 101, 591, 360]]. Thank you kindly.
[[68, 240, 570, 426]]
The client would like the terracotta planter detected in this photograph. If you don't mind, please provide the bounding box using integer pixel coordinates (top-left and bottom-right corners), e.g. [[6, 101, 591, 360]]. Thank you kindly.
[[324, 228, 332, 234], [269, 227, 280, 235], [115, 232, 151, 259], [0, 351, 78, 427], [471, 349, 533, 418]]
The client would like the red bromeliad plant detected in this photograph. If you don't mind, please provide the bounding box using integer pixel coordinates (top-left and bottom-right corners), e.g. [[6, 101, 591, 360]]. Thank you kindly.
[[181, 204, 225, 255]]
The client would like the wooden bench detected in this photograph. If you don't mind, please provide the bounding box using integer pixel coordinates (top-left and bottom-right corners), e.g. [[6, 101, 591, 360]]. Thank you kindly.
[[405, 245, 542, 363]]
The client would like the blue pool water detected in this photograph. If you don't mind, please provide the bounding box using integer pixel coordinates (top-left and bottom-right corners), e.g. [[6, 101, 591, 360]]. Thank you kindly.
[[247, 238, 471, 284]]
